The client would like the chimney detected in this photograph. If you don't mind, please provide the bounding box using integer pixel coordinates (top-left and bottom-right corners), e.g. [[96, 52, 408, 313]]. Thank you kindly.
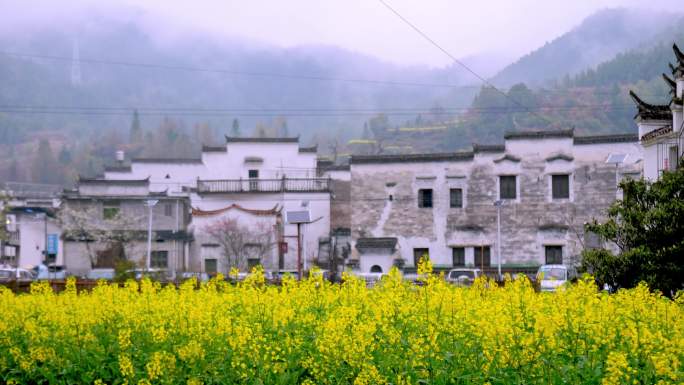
[[115, 150, 125, 164]]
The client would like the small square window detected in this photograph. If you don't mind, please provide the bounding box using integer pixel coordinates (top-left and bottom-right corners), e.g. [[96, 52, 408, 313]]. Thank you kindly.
[[418, 189, 433, 208], [151, 250, 168, 269], [247, 258, 260, 270], [452, 247, 465, 266], [204, 258, 218, 274], [552, 175, 570, 199], [450, 188, 463, 208], [545, 246, 563, 264], [413, 248, 429, 267], [499, 176, 516, 200], [102, 200, 120, 219], [474, 246, 491, 267]]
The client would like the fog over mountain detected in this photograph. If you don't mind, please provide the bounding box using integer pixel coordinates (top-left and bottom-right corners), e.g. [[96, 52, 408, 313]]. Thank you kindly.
[[1, 2, 683, 185]]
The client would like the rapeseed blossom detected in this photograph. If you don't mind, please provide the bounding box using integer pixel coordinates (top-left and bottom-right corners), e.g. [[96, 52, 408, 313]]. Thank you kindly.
[[0, 271, 682, 384]]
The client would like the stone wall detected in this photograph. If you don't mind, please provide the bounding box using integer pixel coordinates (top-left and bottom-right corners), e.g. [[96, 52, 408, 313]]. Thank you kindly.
[[350, 136, 643, 271]]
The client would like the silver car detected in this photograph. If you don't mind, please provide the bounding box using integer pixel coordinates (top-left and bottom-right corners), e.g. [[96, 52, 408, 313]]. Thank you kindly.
[[446, 268, 482, 286]]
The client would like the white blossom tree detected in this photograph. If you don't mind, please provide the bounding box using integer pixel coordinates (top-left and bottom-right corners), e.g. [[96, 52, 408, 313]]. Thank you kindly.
[[204, 217, 276, 271], [59, 202, 144, 269]]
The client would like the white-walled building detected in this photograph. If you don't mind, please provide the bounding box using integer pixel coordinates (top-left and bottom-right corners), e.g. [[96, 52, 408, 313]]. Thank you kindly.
[[97, 137, 331, 275], [349, 130, 643, 274], [0, 182, 63, 269], [631, 44, 684, 180], [61, 178, 192, 277]]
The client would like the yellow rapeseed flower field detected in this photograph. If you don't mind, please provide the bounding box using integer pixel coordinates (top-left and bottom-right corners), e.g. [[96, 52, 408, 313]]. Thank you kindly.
[[0, 264, 682, 384]]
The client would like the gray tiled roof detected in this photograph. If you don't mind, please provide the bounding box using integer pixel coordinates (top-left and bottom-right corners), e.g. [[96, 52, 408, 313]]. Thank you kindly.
[[225, 136, 299, 143], [351, 152, 473, 164], [201, 145, 226, 152], [629, 90, 672, 121], [132, 158, 203, 164], [504, 129, 574, 140], [573, 133, 639, 144], [472, 143, 505, 153]]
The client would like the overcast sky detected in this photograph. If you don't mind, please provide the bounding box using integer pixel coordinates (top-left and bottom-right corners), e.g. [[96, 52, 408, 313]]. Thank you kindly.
[[1, 0, 681, 68]]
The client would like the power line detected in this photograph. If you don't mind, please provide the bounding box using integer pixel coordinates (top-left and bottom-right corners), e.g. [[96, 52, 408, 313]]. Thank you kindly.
[[376, 0, 553, 123], [0, 51, 669, 98], [0, 104, 636, 118], [0, 50, 471, 89]]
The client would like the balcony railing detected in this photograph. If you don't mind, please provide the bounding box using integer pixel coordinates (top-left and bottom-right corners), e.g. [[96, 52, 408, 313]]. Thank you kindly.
[[197, 178, 330, 194], [7, 231, 20, 246]]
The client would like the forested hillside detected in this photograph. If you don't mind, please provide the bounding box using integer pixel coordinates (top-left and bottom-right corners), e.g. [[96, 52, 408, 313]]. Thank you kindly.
[[491, 9, 682, 87], [0, 20, 480, 184]]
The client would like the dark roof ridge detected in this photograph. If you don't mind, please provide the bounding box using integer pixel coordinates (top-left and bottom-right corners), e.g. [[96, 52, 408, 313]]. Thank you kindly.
[[104, 164, 132, 172], [77, 177, 149, 186], [663, 73, 677, 94], [573, 133, 639, 144], [225, 136, 299, 143], [351, 151, 473, 164], [629, 90, 672, 121], [674, 43, 684, 64], [472, 143, 505, 153], [201, 144, 226, 152], [641, 125, 674, 142], [504, 129, 574, 140], [132, 158, 203, 164]]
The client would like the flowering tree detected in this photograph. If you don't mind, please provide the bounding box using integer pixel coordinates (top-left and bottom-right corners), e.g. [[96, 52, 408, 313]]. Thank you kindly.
[[204, 217, 276, 271], [59, 203, 144, 269]]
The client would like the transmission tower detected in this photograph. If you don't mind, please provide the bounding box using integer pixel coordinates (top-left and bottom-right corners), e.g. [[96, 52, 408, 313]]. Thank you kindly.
[[71, 39, 82, 86]]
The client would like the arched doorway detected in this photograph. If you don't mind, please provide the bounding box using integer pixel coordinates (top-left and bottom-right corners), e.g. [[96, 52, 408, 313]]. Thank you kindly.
[[370, 265, 383, 273]]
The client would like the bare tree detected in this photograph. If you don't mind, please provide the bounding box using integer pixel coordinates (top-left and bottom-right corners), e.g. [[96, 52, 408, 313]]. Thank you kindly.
[[204, 218, 277, 271], [59, 202, 143, 269]]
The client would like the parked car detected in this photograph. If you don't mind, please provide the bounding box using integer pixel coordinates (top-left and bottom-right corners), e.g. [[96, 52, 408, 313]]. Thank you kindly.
[[86, 269, 115, 280], [127, 269, 169, 281], [33, 264, 67, 280], [445, 268, 482, 286], [0, 267, 36, 282], [536, 264, 578, 292], [179, 272, 210, 282], [272, 270, 301, 283], [354, 272, 385, 287]]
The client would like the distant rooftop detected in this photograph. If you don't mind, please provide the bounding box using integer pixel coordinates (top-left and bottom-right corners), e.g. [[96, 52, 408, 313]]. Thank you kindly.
[[504, 129, 574, 140], [573, 133, 639, 145], [131, 158, 203, 164], [225, 136, 299, 143], [0, 182, 62, 199], [201, 144, 226, 152], [351, 152, 473, 164]]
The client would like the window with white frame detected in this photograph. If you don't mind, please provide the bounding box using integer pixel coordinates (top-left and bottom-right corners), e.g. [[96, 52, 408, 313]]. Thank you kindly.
[[551, 174, 570, 199], [499, 176, 516, 200]]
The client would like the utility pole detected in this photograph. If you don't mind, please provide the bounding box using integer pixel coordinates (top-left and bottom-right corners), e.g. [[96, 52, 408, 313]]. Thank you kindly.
[[145, 199, 159, 272], [296, 223, 302, 280], [494, 200, 503, 281]]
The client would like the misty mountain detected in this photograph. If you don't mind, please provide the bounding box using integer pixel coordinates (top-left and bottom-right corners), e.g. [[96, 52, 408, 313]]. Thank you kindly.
[[0, 19, 486, 146], [491, 8, 683, 88]]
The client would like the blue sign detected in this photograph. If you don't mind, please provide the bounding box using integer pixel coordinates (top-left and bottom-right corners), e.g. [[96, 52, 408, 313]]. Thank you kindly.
[[47, 234, 58, 255]]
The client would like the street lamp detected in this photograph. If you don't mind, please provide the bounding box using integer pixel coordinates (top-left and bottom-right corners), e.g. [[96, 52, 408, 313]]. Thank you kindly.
[[145, 199, 159, 272], [494, 200, 503, 281]]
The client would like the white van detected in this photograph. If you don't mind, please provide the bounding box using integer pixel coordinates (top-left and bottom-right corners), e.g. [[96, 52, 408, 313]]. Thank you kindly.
[[536, 264, 577, 292]]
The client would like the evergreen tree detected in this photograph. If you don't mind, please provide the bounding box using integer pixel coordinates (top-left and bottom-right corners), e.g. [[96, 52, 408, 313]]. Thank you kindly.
[[582, 161, 684, 297], [31, 139, 63, 184], [129, 109, 142, 143], [362, 122, 371, 139], [281, 120, 289, 137], [58, 146, 72, 165], [231, 118, 241, 137]]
